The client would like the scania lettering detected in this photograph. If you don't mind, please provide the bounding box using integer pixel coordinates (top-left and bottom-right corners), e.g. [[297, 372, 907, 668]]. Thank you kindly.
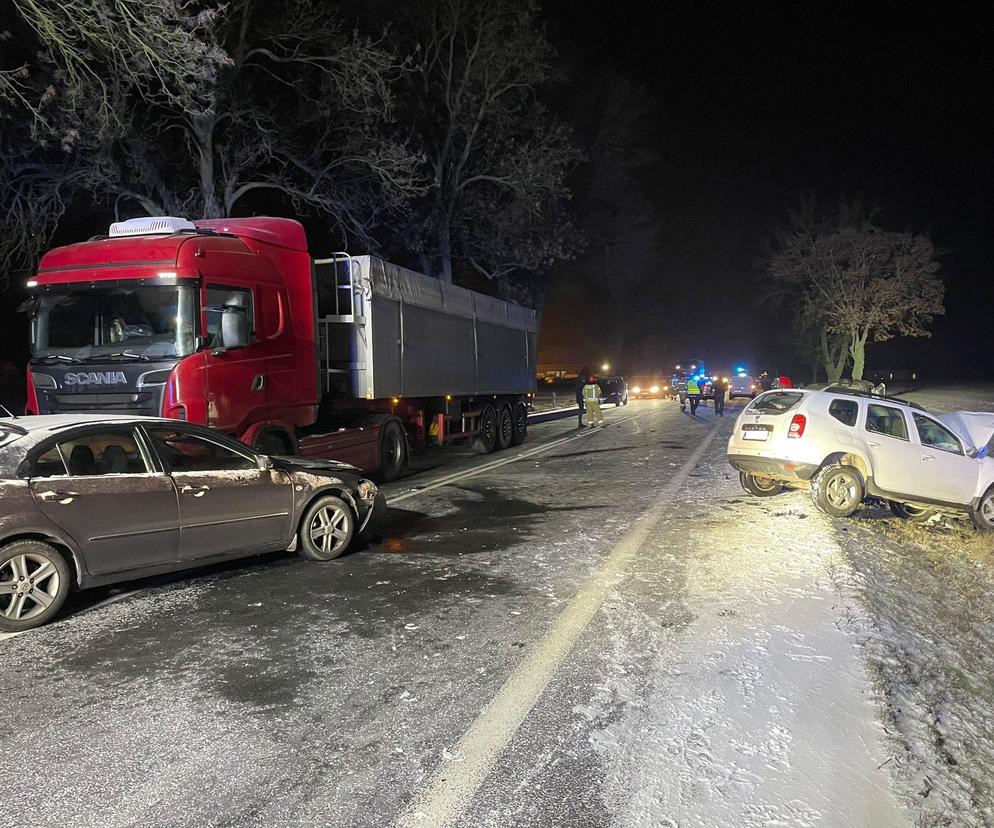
[[23, 216, 537, 479], [63, 371, 128, 386]]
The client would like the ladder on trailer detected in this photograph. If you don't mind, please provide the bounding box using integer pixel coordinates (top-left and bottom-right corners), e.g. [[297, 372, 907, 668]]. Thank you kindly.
[[315, 254, 368, 396]]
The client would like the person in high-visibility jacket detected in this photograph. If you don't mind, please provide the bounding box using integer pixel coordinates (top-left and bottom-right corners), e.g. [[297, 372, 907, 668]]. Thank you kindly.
[[686, 374, 702, 414], [582, 375, 604, 427]]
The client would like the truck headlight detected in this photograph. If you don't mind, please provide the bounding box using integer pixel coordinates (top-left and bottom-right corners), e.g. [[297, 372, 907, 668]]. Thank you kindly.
[[650, 385, 659, 394], [632, 386, 641, 394], [357, 480, 378, 500]]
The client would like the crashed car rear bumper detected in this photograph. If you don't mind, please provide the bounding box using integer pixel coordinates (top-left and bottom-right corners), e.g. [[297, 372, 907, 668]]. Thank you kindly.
[[727, 454, 820, 481]]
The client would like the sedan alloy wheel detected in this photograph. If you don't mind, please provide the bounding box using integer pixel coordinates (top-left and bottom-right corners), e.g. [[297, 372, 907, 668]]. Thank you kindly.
[[299, 495, 356, 561], [0, 541, 71, 631]]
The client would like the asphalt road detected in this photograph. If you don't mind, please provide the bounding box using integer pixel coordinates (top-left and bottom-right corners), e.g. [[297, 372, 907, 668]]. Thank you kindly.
[[0, 398, 908, 827]]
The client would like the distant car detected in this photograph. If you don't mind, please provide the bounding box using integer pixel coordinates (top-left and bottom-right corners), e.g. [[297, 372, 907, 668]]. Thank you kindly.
[[600, 376, 629, 406], [629, 378, 668, 399], [729, 373, 758, 399], [726, 386, 994, 528], [0, 415, 384, 631]]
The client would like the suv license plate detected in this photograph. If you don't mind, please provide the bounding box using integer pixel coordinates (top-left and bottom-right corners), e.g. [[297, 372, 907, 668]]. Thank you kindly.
[[742, 430, 769, 441]]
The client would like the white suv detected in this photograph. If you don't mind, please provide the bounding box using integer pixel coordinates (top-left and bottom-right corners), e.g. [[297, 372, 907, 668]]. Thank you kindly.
[[727, 387, 994, 528]]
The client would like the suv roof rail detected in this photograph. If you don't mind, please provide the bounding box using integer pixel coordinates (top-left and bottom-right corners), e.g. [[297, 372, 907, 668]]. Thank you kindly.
[[822, 385, 925, 411]]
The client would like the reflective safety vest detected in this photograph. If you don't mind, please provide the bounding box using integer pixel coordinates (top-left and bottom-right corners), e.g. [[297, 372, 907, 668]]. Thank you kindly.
[[687, 377, 701, 395], [582, 383, 601, 402]]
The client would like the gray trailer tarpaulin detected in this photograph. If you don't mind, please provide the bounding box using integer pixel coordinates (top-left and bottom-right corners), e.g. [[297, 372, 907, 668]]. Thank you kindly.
[[317, 255, 537, 400]]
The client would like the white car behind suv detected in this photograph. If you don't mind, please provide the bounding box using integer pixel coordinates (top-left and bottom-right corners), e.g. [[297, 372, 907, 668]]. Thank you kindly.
[[727, 387, 994, 528]]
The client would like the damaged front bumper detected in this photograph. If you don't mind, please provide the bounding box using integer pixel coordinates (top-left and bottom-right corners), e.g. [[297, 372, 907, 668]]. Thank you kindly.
[[359, 491, 387, 536]]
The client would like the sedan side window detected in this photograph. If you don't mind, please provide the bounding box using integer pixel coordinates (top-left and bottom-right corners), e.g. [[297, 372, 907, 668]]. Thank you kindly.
[[32, 429, 148, 478], [146, 428, 257, 473], [865, 404, 909, 440], [913, 414, 964, 455]]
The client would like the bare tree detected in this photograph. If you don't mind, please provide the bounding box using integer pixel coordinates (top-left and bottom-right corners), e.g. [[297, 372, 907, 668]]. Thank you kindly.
[[0, 0, 424, 282], [767, 195, 944, 382], [381, 0, 581, 289]]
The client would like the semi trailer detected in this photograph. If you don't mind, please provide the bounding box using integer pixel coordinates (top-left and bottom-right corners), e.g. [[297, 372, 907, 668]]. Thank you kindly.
[[22, 216, 537, 478]]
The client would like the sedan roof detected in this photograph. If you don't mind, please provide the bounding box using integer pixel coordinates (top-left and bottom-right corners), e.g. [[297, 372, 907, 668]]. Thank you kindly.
[[0, 414, 171, 433]]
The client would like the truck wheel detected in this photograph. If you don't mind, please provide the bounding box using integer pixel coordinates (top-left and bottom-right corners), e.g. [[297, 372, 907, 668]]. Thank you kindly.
[[496, 404, 513, 451], [254, 429, 294, 456], [473, 405, 498, 454], [298, 495, 355, 561], [510, 402, 528, 446], [739, 471, 782, 497], [0, 540, 71, 632], [889, 501, 936, 522], [811, 464, 864, 518], [379, 420, 407, 481]]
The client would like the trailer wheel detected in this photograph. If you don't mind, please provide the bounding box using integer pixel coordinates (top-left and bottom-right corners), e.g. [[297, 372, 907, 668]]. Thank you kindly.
[[496, 404, 513, 451], [473, 405, 498, 454], [379, 420, 407, 481], [510, 402, 528, 446]]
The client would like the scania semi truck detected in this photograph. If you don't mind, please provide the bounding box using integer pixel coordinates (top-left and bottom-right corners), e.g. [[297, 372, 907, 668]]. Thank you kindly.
[[22, 216, 537, 478]]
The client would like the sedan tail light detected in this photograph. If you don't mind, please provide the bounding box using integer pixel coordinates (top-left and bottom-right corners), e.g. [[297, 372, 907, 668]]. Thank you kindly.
[[788, 414, 806, 438]]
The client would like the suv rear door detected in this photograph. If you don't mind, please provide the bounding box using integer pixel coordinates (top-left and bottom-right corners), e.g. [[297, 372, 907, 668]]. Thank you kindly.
[[862, 403, 920, 495]]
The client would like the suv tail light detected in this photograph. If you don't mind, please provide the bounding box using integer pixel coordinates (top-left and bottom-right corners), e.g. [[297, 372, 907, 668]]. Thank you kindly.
[[788, 414, 806, 438]]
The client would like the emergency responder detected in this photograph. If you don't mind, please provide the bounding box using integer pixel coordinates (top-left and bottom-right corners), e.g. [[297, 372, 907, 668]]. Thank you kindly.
[[582, 374, 604, 427], [686, 373, 702, 414], [575, 367, 589, 428], [712, 375, 727, 416], [675, 373, 689, 411]]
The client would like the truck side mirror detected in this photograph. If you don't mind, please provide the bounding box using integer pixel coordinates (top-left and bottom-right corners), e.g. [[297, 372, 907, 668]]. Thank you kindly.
[[221, 307, 250, 349]]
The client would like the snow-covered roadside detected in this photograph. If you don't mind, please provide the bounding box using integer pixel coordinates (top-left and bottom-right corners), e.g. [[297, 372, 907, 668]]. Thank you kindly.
[[588, 441, 908, 826], [832, 509, 994, 826]]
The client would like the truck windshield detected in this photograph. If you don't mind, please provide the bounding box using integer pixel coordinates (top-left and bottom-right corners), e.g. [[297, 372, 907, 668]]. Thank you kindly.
[[31, 284, 196, 361]]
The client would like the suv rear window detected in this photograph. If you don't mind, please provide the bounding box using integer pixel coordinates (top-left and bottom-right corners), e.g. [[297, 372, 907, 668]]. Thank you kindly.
[[747, 391, 804, 415], [828, 399, 859, 427]]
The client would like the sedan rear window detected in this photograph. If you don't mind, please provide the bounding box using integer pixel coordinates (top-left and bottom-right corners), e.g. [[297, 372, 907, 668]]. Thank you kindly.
[[747, 391, 804, 415]]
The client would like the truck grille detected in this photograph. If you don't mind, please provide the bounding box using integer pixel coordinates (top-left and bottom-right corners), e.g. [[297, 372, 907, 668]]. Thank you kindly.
[[40, 390, 162, 417]]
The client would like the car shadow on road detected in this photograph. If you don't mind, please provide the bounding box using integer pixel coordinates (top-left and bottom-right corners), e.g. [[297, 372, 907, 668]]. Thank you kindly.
[[374, 483, 609, 558]]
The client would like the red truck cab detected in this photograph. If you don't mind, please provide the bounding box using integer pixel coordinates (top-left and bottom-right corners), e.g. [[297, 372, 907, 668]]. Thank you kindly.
[[26, 217, 317, 456]]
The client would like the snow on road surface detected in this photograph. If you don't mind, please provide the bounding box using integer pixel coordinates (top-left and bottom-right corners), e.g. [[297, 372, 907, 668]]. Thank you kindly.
[[586, 434, 907, 827]]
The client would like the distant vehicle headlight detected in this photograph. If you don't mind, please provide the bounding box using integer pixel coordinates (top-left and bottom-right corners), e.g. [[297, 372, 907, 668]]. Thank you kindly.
[[650, 385, 660, 393], [750, 384, 756, 390], [358, 480, 378, 500], [632, 386, 641, 394]]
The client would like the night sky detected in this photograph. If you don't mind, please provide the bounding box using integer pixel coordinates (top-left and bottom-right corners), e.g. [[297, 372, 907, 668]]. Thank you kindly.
[[2, 2, 992, 383], [545, 0, 994, 378]]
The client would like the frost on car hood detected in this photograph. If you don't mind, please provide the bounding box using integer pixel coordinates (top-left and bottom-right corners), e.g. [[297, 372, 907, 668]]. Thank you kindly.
[[937, 411, 994, 455], [270, 455, 358, 473]]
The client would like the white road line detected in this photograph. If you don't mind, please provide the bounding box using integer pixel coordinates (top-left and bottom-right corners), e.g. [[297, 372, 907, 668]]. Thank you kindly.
[[386, 409, 644, 506], [393, 423, 720, 828]]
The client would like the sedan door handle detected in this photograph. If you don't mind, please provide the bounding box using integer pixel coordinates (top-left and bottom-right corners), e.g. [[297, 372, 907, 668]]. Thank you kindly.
[[180, 485, 210, 497], [38, 490, 79, 504], [922, 455, 935, 462], [867, 441, 881, 448]]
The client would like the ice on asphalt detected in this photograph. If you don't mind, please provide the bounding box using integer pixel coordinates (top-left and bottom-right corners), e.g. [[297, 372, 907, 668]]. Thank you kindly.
[[585, 441, 907, 826]]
